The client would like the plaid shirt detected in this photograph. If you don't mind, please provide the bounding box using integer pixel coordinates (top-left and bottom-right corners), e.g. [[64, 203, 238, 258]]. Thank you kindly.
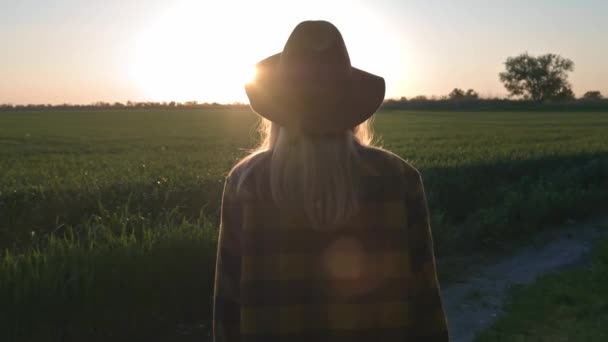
[[213, 146, 449, 341]]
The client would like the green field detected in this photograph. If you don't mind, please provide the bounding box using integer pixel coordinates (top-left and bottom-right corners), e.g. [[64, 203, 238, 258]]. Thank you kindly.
[[1, 109, 607, 341]]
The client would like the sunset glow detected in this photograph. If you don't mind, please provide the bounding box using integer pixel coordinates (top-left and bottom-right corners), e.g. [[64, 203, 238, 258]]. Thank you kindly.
[[130, 2, 255, 103], [128, 0, 404, 104], [1, 0, 607, 104]]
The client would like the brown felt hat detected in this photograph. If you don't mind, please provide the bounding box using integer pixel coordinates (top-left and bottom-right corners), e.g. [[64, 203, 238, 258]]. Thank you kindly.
[[245, 20, 385, 135]]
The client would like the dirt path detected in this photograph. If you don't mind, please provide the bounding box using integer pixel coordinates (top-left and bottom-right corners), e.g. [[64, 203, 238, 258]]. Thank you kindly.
[[442, 218, 608, 342]]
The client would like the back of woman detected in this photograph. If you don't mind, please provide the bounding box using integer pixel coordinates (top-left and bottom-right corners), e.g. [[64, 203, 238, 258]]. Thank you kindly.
[[213, 21, 448, 342]]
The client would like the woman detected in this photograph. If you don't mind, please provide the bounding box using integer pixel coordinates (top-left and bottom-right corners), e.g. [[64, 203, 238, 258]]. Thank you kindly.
[[213, 21, 448, 341]]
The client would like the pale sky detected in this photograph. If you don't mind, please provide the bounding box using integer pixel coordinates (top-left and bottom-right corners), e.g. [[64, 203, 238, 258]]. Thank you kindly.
[[1, 0, 607, 104]]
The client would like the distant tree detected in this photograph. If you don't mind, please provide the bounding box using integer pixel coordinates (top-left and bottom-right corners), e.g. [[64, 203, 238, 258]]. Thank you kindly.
[[553, 86, 576, 101], [449, 88, 479, 100], [499, 53, 574, 102], [582, 91, 603, 101], [411, 95, 428, 101], [465, 89, 479, 99], [448, 88, 465, 100]]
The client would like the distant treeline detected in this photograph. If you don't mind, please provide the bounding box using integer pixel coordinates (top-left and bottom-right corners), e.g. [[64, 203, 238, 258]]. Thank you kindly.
[[2, 98, 608, 112], [381, 97, 608, 111], [0, 101, 251, 111]]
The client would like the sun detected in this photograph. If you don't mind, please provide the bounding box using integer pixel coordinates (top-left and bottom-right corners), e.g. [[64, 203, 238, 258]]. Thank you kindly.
[[129, 2, 260, 103], [129, 0, 405, 103], [246, 67, 258, 85]]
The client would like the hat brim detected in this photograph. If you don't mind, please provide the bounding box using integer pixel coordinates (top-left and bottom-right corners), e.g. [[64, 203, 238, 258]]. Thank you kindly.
[[245, 53, 385, 135]]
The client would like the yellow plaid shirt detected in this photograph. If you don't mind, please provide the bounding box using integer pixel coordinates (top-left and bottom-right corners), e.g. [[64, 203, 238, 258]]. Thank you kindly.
[[213, 146, 449, 341]]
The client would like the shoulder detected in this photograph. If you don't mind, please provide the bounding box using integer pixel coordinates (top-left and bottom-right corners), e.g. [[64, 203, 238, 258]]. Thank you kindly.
[[357, 145, 422, 181], [228, 151, 271, 180], [225, 151, 272, 199]]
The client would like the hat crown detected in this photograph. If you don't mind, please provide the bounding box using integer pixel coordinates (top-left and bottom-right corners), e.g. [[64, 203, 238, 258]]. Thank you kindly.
[[245, 20, 385, 135], [279, 21, 351, 79]]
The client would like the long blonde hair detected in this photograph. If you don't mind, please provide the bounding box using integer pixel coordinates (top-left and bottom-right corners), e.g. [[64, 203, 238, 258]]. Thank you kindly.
[[232, 118, 375, 227]]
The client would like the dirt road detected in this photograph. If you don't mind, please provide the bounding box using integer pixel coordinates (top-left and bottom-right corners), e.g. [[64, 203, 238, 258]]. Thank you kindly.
[[442, 219, 607, 342]]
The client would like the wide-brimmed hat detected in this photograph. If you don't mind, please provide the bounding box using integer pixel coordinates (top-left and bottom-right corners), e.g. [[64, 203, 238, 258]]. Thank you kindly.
[[245, 20, 385, 135]]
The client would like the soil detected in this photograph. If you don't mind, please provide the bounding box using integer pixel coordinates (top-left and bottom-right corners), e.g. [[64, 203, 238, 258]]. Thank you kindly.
[[442, 218, 608, 342]]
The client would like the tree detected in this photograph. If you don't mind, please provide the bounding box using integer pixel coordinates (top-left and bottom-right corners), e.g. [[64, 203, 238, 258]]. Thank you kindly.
[[582, 91, 603, 101], [449, 88, 479, 100], [411, 95, 428, 101], [499, 53, 574, 102], [465, 89, 479, 99], [448, 88, 465, 100], [553, 86, 575, 101]]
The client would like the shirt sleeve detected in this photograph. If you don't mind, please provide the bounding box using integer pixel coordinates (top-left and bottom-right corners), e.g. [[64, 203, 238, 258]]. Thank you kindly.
[[213, 174, 243, 342], [405, 169, 449, 341]]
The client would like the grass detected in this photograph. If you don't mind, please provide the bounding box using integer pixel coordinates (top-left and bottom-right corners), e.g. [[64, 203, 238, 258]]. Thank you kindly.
[[0, 210, 217, 341], [475, 237, 608, 342], [2, 109, 607, 251], [1, 108, 607, 340]]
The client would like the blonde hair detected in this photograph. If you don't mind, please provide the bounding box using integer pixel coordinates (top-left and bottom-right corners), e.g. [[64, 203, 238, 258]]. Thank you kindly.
[[233, 118, 375, 227]]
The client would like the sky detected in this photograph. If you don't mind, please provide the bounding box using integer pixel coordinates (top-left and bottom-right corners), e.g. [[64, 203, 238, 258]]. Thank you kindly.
[[1, 0, 607, 104]]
